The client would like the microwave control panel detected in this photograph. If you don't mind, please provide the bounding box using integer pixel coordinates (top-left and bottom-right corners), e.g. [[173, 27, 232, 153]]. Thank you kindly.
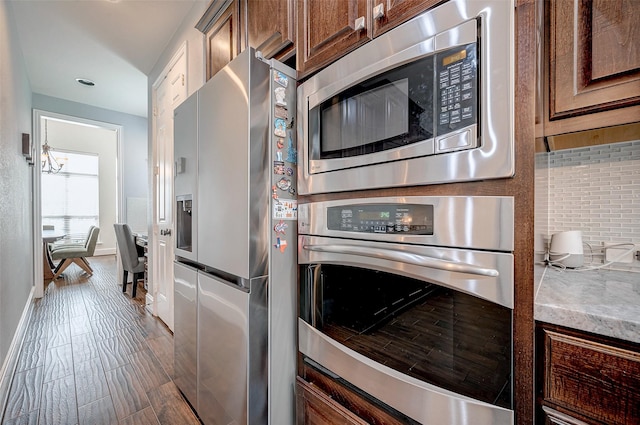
[[327, 204, 434, 235], [436, 44, 478, 136]]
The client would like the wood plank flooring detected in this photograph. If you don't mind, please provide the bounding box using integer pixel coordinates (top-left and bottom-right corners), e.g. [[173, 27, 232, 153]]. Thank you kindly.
[[1, 256, 201, 425]]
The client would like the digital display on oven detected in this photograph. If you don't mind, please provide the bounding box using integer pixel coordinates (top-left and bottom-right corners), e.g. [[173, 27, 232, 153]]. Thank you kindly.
[[327, 204, 434, 234]]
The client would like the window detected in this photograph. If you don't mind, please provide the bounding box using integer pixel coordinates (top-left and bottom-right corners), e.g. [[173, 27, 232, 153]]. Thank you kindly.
[[42, 150, 99, 240]]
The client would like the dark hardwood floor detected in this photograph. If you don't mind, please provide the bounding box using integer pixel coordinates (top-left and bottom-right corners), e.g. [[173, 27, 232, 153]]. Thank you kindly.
[[1, 256, 200, 425]]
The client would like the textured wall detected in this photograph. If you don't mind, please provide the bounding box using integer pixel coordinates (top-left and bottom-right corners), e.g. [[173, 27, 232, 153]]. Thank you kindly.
[[536, 140, 640, 272], [0, 0, 35, 367]]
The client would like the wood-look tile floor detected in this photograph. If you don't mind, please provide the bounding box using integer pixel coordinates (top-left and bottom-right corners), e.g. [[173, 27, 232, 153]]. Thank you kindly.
[[1, 255, 201, 425]]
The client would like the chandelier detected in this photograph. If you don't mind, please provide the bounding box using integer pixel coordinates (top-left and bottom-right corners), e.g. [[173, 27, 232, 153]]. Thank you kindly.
[[41, 120, 64, 174]]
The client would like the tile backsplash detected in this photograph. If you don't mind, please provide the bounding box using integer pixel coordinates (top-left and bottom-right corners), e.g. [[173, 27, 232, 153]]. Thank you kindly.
[[535, 140, 640, 272]]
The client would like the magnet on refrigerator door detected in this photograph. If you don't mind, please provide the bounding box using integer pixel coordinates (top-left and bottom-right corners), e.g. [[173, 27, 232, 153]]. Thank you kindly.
[[274, 161, 285, 175], [275, 105, 288, 119], [274, 118, 286, 137], [274, 70, 289, 87], [274, 237, 288, 253], [273, 198, 297, 220], [276, 177, 291, 191], [274, 220, 288, 235], [286, 136, 297, 164], [274, 87, 287, 106]]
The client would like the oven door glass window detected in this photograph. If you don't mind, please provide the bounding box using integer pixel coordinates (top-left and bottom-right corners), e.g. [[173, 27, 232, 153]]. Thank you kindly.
[[300, 264, 512, 409]]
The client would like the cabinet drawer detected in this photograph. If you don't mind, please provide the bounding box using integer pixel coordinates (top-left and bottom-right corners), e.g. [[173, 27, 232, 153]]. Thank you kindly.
[[296, 377, 368, 425], [542, 329, 640, 424]]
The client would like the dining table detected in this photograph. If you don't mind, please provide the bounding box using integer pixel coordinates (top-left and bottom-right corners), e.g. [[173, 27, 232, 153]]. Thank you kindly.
[[42, 229, 64, 281]]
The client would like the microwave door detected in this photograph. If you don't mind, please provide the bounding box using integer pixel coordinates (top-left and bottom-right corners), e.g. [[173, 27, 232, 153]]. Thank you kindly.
[[304, 19, 479, 176]]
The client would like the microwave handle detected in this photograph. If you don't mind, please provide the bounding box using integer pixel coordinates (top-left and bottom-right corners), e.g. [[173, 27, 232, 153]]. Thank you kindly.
[[302, 244, 499, 277]]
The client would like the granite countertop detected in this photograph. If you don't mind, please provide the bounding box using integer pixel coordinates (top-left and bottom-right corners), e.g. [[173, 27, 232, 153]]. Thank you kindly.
[[535, 267, 640, 344]]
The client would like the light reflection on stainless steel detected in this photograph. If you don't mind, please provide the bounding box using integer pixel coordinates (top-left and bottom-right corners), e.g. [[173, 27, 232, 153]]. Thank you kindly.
[[299, 320, 514, 425]]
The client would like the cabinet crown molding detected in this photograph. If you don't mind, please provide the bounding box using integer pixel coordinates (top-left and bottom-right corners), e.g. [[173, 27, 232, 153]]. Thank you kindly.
[[196, 0, 233, 33]]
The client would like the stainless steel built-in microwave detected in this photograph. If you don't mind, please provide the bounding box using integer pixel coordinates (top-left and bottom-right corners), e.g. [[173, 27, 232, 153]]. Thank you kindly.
[[297, 0, 515, 195]]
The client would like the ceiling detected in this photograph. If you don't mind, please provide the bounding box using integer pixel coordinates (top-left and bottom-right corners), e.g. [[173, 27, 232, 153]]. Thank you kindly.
[[10, 0, 205, 118]]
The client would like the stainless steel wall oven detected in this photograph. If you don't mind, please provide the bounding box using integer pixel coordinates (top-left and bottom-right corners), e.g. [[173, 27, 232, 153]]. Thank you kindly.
[[298, 196, 514, 424], [297, 0, 514, 194]]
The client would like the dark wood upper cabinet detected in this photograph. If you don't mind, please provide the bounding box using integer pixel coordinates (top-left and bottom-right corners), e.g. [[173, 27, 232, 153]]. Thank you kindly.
[[198, 0, 241, 81], [297, 0, 443, 78], [371, 0, 441, 38], [244, 0, 295, 60], [545, 0, 640, 137], [296, 0, 370, 77], [199, 0, 294, 78]]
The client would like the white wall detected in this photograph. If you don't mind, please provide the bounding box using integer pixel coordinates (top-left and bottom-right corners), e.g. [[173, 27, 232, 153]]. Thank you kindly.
[[148, 1, 207, 100], [44, 119, 119, 254], [0, 0, 35, 398]]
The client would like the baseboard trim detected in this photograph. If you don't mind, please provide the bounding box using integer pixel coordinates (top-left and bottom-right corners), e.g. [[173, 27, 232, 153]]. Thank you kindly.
[[145, 293, 154, 314], [95, 248, 116, 256], [0, 287, 35, 422]]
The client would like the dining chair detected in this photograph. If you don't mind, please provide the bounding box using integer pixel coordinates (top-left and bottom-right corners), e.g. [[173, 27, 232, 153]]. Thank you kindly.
[[50, 225, 96, 252], [114, 223, 145, 297], [50, 226, 100, 279]]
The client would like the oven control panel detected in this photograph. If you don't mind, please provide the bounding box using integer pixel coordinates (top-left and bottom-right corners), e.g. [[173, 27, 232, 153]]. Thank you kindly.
[[327, 204, 434, 235]]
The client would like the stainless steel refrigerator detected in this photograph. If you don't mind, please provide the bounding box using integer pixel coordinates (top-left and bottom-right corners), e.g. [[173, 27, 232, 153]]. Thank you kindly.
[[173, 48, 298, 425]]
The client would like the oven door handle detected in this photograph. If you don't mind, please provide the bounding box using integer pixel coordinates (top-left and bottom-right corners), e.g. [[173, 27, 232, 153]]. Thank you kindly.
[[302, 244, 499, 277]]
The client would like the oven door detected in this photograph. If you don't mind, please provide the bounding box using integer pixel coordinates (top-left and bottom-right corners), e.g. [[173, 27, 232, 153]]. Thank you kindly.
[[298, 235, 514, 425]]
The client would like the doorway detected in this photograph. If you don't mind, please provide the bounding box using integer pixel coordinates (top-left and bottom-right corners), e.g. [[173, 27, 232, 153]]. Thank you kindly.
[[33, 110, 123, 299]]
